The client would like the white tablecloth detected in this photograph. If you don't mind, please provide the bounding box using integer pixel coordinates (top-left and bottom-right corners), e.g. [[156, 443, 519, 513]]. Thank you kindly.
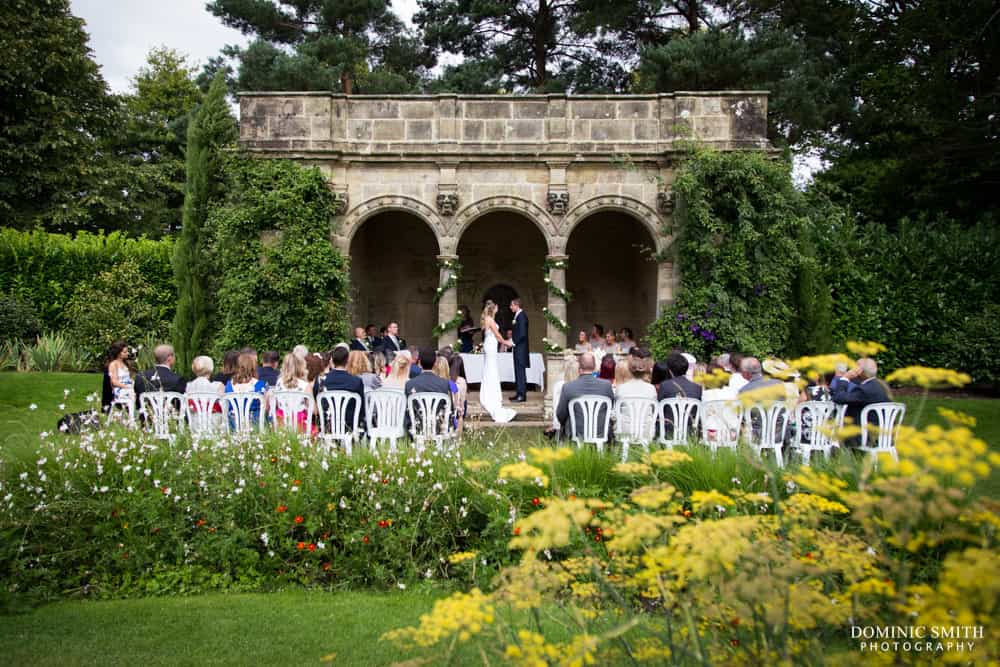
[[460, 353, 546, 390]]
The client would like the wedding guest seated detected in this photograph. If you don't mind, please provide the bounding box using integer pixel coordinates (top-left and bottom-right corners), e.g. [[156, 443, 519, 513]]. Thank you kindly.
[[682, 352, 697, 380], [273, 352, 312, 432], [188, 355, 224, 395], [136, 344, 187, 398], [315, 346, 366, 430], [616, 358, 657, 401], [350, 327, 370, 351], [628, 345, 651, 361], [304, 353, 325, 383], [383, 351, 411, 389], [617, 328, 636, 353], [257, 350, 280, 388], [365, 324, 382, 352], [407, 345, 422, 378], [275, 352, 311, 393], [104, 341, 134, 411], [613, 359, 631, 389], [223, 352, 267, 427], [544, 356, 580, 439], [378, 321, 406, 360], [762, 358, 807, 408], [737, 357, 782, 397], [211, 349, 240, 384], [347, 350, 382, 392], [831, 357, 890, 426], [728, 352, 749, 392], [604, 330, 619, 353], [293, 344, 309, 360], [432, 354, 459, 410], [556, 352, 614, 439], [598, 355, 616, 381], [657, 352, 703, 400], [371, 351, 388, 380], [574, 330, 591, 353], [650, 359, 670, 390], [404, 348, 453, 433], [589, 324, 606, 351], [404, 348, 453, 399], [449, 355, 469, 435]]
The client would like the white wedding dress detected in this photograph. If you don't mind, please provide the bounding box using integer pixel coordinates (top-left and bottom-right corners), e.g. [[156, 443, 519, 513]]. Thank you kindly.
[[479, 325, 516, 424]]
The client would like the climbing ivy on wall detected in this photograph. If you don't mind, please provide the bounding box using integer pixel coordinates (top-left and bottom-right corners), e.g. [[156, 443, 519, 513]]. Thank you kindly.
[[647, 148, 814, 360], [209, 156, 349, 354]]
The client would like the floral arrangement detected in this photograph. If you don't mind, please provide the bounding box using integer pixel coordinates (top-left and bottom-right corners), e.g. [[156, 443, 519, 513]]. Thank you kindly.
[[432, 311, 465, 338], [542, 258, 572, 304], [432, 258, 462, 305]]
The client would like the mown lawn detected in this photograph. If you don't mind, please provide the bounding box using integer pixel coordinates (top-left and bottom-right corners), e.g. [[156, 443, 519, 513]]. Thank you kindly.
[[0, 589, 443, 666]]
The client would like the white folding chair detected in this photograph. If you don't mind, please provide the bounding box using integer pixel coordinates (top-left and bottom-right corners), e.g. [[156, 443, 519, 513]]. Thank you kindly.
[[657, 397, 700, 449], [268, 390, 315, 434], [107, 394, 136, 427], [184, 392, 224, 441], [407, 392, 453, 449], [139, 391, 185, 441], [366, 388, 407, 453], [614, 397, 657, 462], [223, 391, 266, 436], [742, 403, 789, 467], [567, 395, 613, 453], [792, 401, 839, 464], [317, 390, 363, 454], [859, 402, 906, 463], [699, 400, 741, 453]]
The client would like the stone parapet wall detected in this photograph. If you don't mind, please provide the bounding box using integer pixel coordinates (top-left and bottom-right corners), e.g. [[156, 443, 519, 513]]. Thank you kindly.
[[239, 93, 769, 157]]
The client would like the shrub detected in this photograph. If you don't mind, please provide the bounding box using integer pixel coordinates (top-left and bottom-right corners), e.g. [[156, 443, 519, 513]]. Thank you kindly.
[[647, 148, 808, 361], [63, 259, 168, 360], [0, 293, 41, 341], [0, 229, 175, 333], [22, 333, 94, 372], [209, 156, 350, 354]]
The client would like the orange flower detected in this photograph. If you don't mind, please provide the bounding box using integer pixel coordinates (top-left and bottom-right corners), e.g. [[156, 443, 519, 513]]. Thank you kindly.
[[513, 527, 521, 536], [292, 479, 301, 486], [294, 515, 304, 524], [531, 497, 541, 506], [195, 518, 206, 527], [322, 562, 331, 571], [307, 543, 316, 552], [363, 535, 370, 544], [277, 505, 287, 513], [297, 541, 306, 550]]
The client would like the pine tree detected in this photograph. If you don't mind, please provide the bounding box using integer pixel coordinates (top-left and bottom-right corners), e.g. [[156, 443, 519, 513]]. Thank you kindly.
[[171, 73, 237, 373]]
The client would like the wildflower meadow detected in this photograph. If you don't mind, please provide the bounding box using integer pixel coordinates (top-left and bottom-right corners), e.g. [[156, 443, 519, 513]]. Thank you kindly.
[[0, 357, 997, 666]]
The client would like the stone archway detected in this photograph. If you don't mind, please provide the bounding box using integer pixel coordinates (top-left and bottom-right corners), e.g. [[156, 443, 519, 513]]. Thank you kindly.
[[566, 211, 658, 344], [456, 211, 548, 352], [349, 211, 440, 349]]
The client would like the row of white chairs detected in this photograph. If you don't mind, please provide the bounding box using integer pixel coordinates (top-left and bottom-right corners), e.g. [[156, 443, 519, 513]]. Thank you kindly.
[[109, 389, 458, 453], [563, 396, 906, 466]]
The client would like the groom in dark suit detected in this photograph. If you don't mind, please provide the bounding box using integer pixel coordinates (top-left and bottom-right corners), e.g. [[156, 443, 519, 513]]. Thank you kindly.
[[507, 298, 530, 402]]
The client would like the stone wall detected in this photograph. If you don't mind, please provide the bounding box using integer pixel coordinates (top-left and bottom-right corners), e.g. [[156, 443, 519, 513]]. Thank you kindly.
[[240, 92, 770, 155], [239, 92, 771, 415]]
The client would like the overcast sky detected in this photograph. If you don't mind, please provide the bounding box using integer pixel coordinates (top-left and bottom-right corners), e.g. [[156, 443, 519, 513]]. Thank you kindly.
[[70, 0, 420, 93]]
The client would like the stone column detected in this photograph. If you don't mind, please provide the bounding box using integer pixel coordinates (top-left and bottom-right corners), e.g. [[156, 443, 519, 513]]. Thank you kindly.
[[435, 254, 460, 349], [544, 253, 570, 422], [656, 259, 676, 316]]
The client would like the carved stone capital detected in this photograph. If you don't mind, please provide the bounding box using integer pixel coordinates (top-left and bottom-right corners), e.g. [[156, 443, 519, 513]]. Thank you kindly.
[[547, 191, 570, 216], [436, 192, 459, 217], [331, 192, 349, 216], [657, 190, 674, 214]]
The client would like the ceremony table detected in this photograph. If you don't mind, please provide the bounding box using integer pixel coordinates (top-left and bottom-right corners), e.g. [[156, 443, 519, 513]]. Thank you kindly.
[[460, 353, 546, 390]]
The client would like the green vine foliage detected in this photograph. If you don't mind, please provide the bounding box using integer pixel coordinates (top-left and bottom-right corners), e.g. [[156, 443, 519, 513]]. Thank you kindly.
[[209, 156, 349, 354], [647, 148, 812, 361]]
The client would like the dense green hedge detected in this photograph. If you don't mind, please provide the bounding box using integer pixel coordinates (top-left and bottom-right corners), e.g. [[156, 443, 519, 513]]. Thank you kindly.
[[0, 229, 175, 333], [647, 149, 1000, 387]]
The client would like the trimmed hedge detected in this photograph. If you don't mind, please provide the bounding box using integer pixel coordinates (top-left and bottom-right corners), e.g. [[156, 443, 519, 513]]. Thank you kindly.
[[0, 229, 175, 332]]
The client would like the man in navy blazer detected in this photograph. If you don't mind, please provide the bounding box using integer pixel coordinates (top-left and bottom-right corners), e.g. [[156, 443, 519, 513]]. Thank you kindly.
[[831, 357, 890, 426], [314, 346, 365, 431], [556, 352, 615, 439], [349, 327, 370, 352], [507, 298, 531, 402], [657, 352, 703, 401]]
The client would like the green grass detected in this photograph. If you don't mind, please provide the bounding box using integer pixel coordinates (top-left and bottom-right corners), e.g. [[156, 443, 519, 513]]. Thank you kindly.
[[0, 589, 441, 665]]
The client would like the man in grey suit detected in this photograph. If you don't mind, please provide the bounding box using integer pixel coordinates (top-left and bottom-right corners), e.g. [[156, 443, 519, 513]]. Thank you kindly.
[[555, 352, 615, 439], [404, 348, 453, 433]]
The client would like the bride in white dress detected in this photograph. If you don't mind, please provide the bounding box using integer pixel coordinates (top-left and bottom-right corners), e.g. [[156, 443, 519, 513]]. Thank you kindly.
[[479, 301, 517, 424]]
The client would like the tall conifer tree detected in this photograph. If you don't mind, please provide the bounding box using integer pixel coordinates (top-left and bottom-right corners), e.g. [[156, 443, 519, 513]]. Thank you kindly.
[[171, 73, 236, 372]]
